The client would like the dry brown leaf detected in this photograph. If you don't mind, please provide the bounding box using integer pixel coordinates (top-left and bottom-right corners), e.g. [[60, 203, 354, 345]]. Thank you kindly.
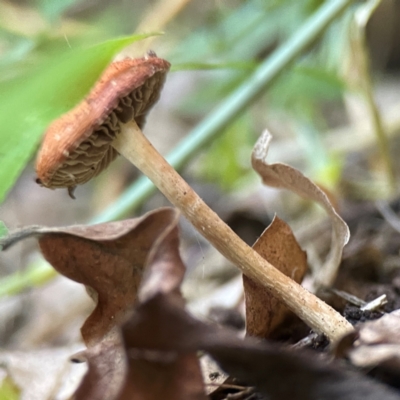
[[0, 207, 180, 346], [77, 326, 205, 400], [118, 212, 206, 400], [137, 206, 186, 303], [119, 351, 206, 400], [344, 309, 400, 370], [73, 209, 206, 400], [252, 130, 350, 288], [244, 215, 307, 338]]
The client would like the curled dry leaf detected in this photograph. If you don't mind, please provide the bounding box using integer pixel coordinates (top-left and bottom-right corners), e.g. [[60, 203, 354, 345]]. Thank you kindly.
[[0, 207, 180, 346], [122, 293, 400, 400], [251, 130, 350, 288], [244, 216, 307, 338], [74, 209, 206, 400], [343, 309, 400, 371]]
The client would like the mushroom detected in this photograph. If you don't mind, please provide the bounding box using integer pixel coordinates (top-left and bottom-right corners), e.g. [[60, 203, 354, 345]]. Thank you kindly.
[[36, 51, 169, 199], [35, 52, 353, 341]]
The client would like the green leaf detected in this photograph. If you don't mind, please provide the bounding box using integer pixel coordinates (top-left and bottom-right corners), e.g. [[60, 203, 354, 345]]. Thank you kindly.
[[0, 33, 160, 205]]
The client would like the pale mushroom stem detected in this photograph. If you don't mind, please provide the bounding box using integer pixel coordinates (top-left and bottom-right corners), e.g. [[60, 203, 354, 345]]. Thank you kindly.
[[112, 120, 353, 342]]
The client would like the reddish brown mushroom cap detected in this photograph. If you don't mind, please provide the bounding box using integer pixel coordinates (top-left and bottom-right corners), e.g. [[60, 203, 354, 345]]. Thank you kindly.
[[36, 53, 170, 192]]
